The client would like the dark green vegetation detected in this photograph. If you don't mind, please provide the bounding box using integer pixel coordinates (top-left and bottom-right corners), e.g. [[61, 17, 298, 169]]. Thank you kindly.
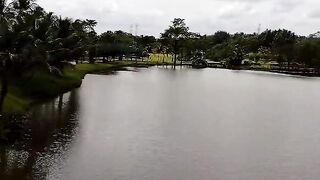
[[0, 0, 320, 113]]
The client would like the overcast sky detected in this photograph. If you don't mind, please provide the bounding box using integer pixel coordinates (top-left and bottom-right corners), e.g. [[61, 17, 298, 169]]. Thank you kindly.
[[37, 0, 320, 36]]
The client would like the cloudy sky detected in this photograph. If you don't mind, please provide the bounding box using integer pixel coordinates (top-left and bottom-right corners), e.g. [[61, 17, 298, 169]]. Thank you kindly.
[[37, 0, 320, 36]]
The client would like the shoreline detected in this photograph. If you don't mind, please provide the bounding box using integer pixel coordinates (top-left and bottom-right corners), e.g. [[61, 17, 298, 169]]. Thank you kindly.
[[3, 61, 169, 114], [239, 67, 320, 77], [3, 62, 319, 114]]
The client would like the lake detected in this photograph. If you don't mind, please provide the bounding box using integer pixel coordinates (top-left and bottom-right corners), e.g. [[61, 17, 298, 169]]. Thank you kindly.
[[1, 67, 320, 180]]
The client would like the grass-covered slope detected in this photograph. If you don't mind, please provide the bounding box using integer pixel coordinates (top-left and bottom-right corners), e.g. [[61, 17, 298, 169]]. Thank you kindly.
[[2, 63, 118, 113], [3, 61, 171, 113]]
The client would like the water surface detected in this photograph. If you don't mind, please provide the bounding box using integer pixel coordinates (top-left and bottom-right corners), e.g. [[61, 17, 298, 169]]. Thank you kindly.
[[1, 67, 320, 180]]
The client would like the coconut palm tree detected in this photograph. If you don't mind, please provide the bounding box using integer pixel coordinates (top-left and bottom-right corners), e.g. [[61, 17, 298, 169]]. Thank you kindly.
[[0, 0, 43, 111], [0, 0, 15, 111]]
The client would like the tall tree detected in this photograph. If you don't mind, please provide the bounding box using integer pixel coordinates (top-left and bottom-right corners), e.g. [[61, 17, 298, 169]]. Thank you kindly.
[[161, 18, 190, 68]]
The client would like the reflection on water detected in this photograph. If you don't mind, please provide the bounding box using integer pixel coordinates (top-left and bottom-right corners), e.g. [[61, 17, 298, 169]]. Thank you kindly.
[[0, 91, 79, 180]]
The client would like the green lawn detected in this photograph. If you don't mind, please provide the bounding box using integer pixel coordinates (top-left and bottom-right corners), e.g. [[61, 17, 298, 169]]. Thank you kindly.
[[2, 62, 134, 113], [149, 54, 173, 63], [2, 92, 29, 113]]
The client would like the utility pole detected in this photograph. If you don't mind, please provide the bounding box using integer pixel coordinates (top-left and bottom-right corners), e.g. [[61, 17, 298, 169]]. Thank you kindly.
[[130, 24, 133, 35], [257, 24, 261, 35], [135, 24, 139, 36]]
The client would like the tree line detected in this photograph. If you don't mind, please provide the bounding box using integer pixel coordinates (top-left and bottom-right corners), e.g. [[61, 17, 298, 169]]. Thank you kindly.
[[158, 18, 320, 69]]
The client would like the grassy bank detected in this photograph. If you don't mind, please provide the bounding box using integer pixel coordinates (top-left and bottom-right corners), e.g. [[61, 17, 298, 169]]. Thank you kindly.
[[3, 61, 170, 113]]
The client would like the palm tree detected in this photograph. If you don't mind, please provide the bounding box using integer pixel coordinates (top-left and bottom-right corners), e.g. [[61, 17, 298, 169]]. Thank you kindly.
[[0, 0, 14, 111], [0, 0, 42, 111]]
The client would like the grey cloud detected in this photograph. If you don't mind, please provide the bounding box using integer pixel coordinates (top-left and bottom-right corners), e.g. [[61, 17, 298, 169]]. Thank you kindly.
[[308, 9, 320, 19], [37, 0, 319, 36], [272, 0, 301, 13], [218, 3, 254, 19]]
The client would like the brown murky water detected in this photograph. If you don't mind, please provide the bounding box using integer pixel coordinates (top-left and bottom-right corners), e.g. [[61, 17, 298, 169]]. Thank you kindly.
[[1, 67, 320, 180]]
